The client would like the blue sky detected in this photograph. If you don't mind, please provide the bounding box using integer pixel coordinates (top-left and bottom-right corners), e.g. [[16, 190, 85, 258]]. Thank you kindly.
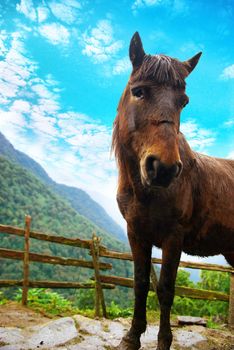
[[0, 0, 234, 237]]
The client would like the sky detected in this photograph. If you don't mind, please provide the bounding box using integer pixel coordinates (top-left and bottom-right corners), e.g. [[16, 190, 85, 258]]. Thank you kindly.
[[0, 0, 234, 263]]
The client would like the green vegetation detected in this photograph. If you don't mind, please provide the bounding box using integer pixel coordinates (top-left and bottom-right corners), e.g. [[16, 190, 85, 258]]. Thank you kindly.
[[0, 132, 126, 242], [107, 301, 133, 319], [9, 269, 230, 323], [0, 156, 121, 248], [147, 269, 230, 322], [11, 288, 133, 319], [0, 291, 7, 305], [15, 288, 76, 316], [0, 155, 132, 302]]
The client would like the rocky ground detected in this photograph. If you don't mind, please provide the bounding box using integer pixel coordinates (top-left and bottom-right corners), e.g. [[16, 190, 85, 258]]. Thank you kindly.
[[0, 302, 233, 350]]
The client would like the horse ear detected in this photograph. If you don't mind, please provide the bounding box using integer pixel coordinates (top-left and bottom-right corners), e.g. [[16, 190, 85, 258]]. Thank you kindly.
[[183, 52, 202, 74], [129, 32, 145, 69]]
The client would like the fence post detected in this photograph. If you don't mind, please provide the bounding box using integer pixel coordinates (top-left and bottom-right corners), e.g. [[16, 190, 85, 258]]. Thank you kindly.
[[150, 262, 159, 308], [150, 262, 158, 292], [22, 215, 31, 306], [229, 272, 234, 327], [91, 233, 107, 318]]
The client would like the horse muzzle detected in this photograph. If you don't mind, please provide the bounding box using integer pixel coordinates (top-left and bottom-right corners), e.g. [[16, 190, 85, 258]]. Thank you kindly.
[[141, 156, 183, 188]]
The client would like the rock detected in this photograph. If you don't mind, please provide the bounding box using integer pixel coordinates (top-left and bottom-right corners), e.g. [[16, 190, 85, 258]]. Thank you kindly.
[[0, 317, 77, 350], [0, 314, 233, 350], [177, 316, 207, 326], [73, 315, 126, 348], [0, 327, 24, 349], [26, 316, 78, 349], [175, 329, 207, 347]]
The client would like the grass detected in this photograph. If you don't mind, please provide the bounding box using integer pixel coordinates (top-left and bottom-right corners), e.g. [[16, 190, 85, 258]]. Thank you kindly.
[[9, 288, 227, 330], [14, 288, 79, 317], [0, 291, 7, 306]]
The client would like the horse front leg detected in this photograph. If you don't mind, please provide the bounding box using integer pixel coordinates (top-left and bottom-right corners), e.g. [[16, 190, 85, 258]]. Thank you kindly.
[[117, 227, 152, 350], [157, 236, 182, 350]]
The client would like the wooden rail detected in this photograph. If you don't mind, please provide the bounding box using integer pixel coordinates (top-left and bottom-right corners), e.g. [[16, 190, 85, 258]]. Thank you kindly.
[[0, 279, 115, 289], [99, 247, 234, 273], [0, 216, 234, 325], [0, 248, 112, 270], [0, 224, 92, 249], [97, 275, 229, 301]]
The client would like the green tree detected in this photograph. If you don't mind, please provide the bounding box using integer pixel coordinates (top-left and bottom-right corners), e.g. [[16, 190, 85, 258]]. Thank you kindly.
[[198, 270, 230, 293]]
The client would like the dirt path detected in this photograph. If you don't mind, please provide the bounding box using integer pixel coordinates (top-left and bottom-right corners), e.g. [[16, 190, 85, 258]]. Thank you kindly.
[[0, 302, 53, 328], [0, 303, 233, 350]]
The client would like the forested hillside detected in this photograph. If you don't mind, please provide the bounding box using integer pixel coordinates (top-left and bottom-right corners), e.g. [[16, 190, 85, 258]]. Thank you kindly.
[[0, 132, 126, 242], [0, 156, 132, 303]]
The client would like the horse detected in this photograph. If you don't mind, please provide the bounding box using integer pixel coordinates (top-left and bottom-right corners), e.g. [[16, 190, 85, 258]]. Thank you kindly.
[[112, 32, 234, 350]]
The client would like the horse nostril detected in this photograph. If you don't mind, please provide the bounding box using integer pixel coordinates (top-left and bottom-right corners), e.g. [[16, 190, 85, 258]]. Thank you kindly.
[[143, 157, 183, 187], [145, 156, 160, 180]]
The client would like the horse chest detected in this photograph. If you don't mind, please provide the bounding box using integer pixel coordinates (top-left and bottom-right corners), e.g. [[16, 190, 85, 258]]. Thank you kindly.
[[123, 194, 182, 247]]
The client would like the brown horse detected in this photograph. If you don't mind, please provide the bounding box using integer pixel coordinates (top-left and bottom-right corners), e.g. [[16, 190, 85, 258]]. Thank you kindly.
[[112, 32, 234, 350]]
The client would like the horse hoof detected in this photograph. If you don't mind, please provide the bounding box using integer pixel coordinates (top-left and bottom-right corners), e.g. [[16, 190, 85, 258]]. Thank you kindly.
[[156, 340, 171, 350], [114, 335, 141, 350], [156, 346, 170, 350], [157, 331, 172, 350]]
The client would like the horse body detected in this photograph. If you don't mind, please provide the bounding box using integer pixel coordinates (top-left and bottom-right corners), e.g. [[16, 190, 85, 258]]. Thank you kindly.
[[113, 32, 234, 350], [117, 137, 234, 256]]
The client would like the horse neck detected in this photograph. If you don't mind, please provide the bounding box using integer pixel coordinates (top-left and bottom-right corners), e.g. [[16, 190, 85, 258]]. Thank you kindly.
[[178, 133, 196, 174]]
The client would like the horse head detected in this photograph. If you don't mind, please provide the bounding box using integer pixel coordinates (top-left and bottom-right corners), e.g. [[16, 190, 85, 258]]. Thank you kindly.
[[114, 32, 201, 188]]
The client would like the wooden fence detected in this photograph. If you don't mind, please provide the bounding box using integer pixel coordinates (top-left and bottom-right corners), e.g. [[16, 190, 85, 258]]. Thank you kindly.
[[0, 216, 233, 325]]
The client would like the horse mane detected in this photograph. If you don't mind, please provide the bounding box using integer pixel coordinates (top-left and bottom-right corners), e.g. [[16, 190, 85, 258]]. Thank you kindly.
[[112, 112, 123, 172], [111, 85, 129, 165], [132, 55, 188, 88]]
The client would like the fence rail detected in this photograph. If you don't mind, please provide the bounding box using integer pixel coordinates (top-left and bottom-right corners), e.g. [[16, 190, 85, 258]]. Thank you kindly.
[[0, 248, 112, 270], [0, 216, 233, 325], [99, 247, 234, 273]]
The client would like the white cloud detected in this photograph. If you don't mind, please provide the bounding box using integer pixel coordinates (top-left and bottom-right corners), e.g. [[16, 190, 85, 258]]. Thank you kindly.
[[113, 57, 131, 75], [181, 120, 216, 152], [132, 0, 188, 14], [16, 0, 37, 21], [10, 100, 31, 114], [0, 30, 7, 56], [15, 0, 81, 25], [49, 1, 81, 24], [172, 0, 189, 14], [132, 0, 164, 11], [82, 20, 123, 63], [0, 109, 27, 129], [38, 23, 70, 45], [0, 32, 36, 105], [0, 29, 119, 224], [220, 64, 234, 79], [37, 6, 49, 23], [31, 83, 57, 100], [180, 41, 204, 54], [223, 118, 234, 127], [228, 151, 234, 159], [15, 0, 82, 47]]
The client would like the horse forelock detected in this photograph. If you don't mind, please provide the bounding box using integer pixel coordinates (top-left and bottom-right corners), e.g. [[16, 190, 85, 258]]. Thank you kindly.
[[132, 54, 187, 88]]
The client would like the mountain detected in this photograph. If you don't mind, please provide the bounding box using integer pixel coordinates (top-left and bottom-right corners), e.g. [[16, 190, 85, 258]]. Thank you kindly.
[[0, 132, 126, 243], [0, 155, 118, 246], [0, 155, 133, 306]]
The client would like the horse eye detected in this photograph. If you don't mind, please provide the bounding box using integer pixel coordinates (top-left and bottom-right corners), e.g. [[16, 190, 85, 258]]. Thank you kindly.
[[179, 96, 189, 108], [131, 87, 144, 99]]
